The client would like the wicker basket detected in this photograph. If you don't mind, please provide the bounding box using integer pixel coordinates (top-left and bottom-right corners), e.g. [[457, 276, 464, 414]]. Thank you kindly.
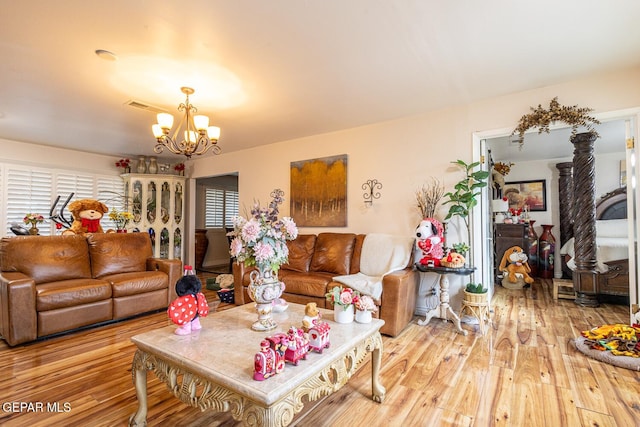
[[217, 289, 235, 303], [440, 260, 465, 268], [463, 290, 488, 305]]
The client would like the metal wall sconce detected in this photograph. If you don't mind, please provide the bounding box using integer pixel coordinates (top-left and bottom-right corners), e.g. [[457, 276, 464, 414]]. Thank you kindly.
[[362, 179, 382, 206]]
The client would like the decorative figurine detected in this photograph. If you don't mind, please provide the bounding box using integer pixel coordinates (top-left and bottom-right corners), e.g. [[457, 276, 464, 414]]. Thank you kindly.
[[254, 340, 278, 381], [307, 321, 331, 353], [415, 218, 444, 266], [499, 245, 535, 284], [167, 274, 209, 335], [302, 302, 321, 332], [284, 326, 309, 365], [253, 334, 287, 381]]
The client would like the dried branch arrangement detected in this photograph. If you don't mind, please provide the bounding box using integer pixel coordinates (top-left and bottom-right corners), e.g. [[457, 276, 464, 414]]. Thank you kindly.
[[416, 178, 444, 219]]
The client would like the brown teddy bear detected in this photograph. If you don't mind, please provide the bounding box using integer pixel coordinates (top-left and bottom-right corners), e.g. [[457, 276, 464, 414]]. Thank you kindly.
[[62, 199, 109, 235], [302, 302, 321, 332]]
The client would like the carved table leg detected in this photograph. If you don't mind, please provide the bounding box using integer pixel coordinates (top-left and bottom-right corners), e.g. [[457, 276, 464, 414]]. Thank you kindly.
[[417, 306, 439, 326], [371, 334, 386, 403], [438, 274, 468, 335], [129, 350, 150, 427]]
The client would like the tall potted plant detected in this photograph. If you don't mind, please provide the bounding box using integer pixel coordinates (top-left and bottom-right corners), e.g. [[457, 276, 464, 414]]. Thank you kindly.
[[443, 160, 490, 299]]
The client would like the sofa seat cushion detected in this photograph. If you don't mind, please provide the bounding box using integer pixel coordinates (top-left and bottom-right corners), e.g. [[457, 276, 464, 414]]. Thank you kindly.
[[107, 271, 168, 298], [36, 279, 112, 311], [278, 270, 335, 298]]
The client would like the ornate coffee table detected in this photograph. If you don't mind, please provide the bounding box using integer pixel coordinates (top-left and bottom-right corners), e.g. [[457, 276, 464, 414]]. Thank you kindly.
[[129, 303, 386, 426]]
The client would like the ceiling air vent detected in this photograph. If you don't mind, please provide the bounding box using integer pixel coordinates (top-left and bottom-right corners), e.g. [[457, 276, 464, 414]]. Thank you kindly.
[[124, 100, 167, 114]]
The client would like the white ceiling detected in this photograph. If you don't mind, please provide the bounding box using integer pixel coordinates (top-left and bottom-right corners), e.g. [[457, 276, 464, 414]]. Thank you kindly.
[[1, 1, 640, 160]]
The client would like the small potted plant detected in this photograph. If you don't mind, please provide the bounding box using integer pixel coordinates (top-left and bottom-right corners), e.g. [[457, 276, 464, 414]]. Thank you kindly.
[[354, 294, 378, 324], [464, 282, 488, 304], [325, 287, 357, 324]]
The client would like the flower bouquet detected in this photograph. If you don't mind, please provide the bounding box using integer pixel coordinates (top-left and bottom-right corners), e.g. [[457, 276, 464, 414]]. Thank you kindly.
[[23, 213, 44, 226], [108, 208, 134, 231], [229, 190, 298, 273], [354, 294, 377, 312], [326, 286, 359, 324], [174, 163, 185, 175], [115, 158, 131, 173], [228, 189, 298, 331], [23, 213, 44, 235], [354, 293, 377, 324]]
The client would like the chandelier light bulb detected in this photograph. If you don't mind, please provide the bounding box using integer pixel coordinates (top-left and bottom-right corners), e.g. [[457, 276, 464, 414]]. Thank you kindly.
[[193, 115, 209, 131]]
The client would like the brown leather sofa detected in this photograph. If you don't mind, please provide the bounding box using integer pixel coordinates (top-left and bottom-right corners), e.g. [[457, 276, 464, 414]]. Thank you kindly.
[[233, 232, 417, 337], [0, 233, 181, 346]]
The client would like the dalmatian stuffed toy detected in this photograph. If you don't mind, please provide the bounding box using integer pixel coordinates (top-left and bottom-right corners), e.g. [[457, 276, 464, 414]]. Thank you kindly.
[[415, 218, 444, 267]]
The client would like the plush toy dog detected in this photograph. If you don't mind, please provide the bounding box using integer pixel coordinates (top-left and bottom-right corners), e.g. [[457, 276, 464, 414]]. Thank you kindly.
[[168, 275, 209, 335], [62, 199, 109, 235], [415, 218, 444, 266], [499, 245, 534, 284]]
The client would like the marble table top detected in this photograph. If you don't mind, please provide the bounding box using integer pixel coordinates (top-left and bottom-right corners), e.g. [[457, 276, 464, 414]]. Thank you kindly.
[[131, 302, 384, 406]]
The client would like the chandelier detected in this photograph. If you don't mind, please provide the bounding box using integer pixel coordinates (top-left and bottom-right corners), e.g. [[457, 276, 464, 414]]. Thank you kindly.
[[151, 87, 221, 158]]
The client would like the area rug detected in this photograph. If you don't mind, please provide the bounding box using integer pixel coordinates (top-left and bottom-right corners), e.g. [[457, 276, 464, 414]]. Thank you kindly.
[[574, 324, 640, 371]]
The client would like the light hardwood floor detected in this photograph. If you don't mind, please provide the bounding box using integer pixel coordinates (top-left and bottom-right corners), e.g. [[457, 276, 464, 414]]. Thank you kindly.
[[0, 278, 638, 427]]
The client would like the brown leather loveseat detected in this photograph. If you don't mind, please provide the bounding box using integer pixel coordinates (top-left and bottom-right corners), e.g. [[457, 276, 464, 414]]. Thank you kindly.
[[234, 232, 418, 337], [0, 233, 181, 346]]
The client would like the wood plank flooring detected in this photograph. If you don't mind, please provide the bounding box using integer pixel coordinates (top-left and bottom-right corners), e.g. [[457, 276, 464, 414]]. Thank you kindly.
[[0, 278, 638, 426]]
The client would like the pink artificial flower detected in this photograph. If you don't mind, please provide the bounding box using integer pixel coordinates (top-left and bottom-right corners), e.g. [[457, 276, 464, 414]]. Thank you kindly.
[[241, 219, 261, 243], [253, 241, 275, 264], [340, 288, 354, 305], [281, 217, 298, 239], [230, 238, 244, 257]]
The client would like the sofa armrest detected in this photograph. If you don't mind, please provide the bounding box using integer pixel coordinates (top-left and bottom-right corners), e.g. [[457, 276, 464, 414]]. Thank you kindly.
[[379, 267, 418, 337], [0, 272, 38, 346], [233, 262, 257, 305], [146, 258, 182, 304]]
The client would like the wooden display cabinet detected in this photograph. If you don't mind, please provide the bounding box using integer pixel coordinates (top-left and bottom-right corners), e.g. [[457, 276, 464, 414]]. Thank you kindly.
[[121, 173, 186, 260]]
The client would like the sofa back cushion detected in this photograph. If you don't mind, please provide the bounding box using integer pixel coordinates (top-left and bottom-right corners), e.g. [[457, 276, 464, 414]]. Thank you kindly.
[[87, 233, 152, 278], [0, 235, 91, 284], [282, 234, 316, 273], [350, 234, 366, 274], [309, 233, 356, 275]]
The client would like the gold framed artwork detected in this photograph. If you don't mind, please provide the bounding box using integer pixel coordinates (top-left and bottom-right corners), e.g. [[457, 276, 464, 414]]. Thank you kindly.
[[290, 154, 347, 227], [504, 180, 547, 211]]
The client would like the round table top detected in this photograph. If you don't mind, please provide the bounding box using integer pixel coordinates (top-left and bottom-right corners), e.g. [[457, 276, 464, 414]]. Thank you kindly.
[[414, 263, 476, 275]]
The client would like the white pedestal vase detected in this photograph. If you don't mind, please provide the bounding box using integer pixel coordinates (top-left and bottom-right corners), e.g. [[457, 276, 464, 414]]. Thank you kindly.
[[355, 309, 372, 324], [248, 268, 284, 331], [334, 304, 354, 324]]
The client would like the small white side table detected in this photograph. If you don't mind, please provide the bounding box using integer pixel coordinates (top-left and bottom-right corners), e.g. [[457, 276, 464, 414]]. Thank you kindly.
[[415, 264, 475, 336]]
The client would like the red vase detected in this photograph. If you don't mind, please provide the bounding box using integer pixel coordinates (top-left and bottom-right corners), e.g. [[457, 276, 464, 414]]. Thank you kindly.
[[527, 220, 538, 277], [538, 224, 555, 279], [117, 229, 127, 233]]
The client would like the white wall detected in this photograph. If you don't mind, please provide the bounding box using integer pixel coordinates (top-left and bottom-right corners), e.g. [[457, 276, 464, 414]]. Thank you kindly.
[[2, 138, 121, 174]]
